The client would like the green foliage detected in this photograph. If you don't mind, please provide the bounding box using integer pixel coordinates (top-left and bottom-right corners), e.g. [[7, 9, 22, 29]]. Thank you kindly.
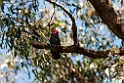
[[0, 0, 124, 83]]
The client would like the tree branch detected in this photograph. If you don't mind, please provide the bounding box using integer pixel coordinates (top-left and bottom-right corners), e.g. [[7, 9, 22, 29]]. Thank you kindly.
[[30, 0, 124, 59], [30, 41, 124, 58], [45, 0, 79, 45], [88, 0, 124, 40], [60, 61, 92, 83]]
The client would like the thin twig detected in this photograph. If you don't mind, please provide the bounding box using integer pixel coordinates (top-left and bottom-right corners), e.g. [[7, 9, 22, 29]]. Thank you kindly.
[[44, 5, 56, 37], [43, 1, 55, 27], [48, 6, 56, 27]]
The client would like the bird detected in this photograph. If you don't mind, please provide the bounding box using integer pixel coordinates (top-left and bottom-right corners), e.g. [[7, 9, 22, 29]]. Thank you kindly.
[[50, 30, 61, 59]]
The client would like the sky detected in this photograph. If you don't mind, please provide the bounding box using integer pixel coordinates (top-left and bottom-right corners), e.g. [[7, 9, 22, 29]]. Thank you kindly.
[[0, 0, 123, 83], [0, 49, 35, 83]]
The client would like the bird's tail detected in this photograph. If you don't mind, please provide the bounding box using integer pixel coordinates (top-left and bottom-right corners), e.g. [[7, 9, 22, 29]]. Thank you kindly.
[[51, 51, 60, 59]]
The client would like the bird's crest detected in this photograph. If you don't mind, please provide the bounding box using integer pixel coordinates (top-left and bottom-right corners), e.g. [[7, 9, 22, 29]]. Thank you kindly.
[[52, 30, 59, 34]]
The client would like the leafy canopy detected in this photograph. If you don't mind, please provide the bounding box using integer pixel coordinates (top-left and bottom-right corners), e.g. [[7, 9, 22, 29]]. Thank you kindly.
[[0, 0, 124, 83]]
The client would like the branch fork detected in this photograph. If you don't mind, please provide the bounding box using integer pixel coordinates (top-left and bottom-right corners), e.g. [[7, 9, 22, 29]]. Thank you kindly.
[[30, 1, 124, 58], [30, 0, 124, 58]]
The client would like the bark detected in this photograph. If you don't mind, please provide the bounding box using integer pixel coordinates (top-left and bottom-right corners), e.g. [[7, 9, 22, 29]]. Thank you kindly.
[[88, 0, 124, 40], [30, 41, 124, 59]]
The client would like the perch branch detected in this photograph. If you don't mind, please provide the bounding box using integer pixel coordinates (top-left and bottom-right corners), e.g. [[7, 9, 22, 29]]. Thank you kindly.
[[45, 0, 79, 45], [30, 41, 124, 59]]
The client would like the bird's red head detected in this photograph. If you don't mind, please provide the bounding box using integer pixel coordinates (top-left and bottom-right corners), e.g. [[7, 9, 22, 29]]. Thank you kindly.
[[52, 30, 59, 34]]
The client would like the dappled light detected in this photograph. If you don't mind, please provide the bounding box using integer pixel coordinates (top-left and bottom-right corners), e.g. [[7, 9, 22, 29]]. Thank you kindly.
[[0, 0, 124, 83]]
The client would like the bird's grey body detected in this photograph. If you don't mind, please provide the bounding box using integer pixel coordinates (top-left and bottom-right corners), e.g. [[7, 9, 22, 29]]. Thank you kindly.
[[50, 30, 60, 59]]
